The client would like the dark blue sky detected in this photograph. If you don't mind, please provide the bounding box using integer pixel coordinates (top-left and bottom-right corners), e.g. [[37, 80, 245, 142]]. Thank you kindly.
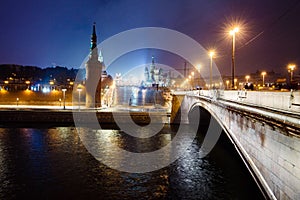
[[1, 0, 300, 76]]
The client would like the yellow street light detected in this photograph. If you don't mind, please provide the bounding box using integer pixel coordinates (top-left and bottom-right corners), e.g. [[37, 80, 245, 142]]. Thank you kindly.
[[77, 87, 82, 111], [288, 64, 296, 82], [226, 80, 230, 90], [197, 64, 202, 70], [261, 71, 266, 86], [197, 64, 201, 88], [229, 27, 239, 89], [245, 75, 250, 83], [234, 78, 238, 89], [191, 71, 195, 89], [229, 27, 239, 35], [62, 88, 67, 110], [209, 50, 215, 89]]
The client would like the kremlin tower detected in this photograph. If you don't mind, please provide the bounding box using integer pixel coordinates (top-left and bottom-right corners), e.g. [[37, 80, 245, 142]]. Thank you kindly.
[[85, 23, 102, 108]]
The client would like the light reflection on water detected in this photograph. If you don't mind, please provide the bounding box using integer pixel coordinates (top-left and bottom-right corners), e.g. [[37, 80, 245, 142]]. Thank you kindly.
[[0, 126, 264, 199], [115, 86, 163, 107]]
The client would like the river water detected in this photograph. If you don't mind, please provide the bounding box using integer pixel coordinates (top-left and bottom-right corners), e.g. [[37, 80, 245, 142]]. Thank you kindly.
[[0, 87, 265, 199], [0, 126, 264, 200]]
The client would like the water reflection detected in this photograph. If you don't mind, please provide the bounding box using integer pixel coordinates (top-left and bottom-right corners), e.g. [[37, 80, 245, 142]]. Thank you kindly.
[[0, 125, 264, 199], [114, 86, 166, 107]]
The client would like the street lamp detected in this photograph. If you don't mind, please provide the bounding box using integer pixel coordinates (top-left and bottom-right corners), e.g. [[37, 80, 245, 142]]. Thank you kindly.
[[261, 71, 266, 87], [188, 75, 192, 89], [209, 51, 215, 89], [25, 80, 30, 89], [230, 27, 239, 89], [288, 64, 296, 83], [77, 87, 82, 111], [226, 80, 230, 90], [197, 64, 201, 89], [62, 88, 67, 110], [245, 75, 250, 83], [191, 71, 195, 89], [234, 78, 238, 89], [186, 78, 189, 89]]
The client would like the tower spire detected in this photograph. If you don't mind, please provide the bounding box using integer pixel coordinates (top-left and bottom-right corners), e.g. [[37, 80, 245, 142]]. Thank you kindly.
[[91, 22, 97, 50]]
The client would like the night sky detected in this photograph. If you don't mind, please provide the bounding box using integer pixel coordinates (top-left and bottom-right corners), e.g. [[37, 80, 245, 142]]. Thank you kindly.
[[1, 0, 300, 76]]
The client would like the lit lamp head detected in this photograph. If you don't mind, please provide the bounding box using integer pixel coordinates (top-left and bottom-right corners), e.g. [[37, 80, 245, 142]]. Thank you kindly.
[[288, 64, 296, 71], [197, 64, 201, 74], [77, 84, 83, 92], [229, 27, 239, 35], [245, 75, 250, 79]]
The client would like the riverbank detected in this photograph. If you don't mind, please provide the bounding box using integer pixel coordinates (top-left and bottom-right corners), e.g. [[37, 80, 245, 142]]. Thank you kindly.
[[0, 90, 73, 106], [0, 107, 170, 127]]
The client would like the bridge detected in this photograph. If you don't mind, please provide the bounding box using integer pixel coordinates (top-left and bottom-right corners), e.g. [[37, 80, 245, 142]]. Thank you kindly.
[[171, 90, 300, 200]]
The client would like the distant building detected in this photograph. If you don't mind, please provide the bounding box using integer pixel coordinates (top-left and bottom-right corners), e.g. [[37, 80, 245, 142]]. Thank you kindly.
[[143, 56, 169, 87], [85, 23, 113, 108]]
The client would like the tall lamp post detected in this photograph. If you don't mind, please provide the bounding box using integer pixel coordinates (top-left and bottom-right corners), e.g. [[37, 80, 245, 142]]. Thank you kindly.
[[230, 27, 239, 89], [261, 71, 266, 87], [234, 78, 238, 89], [245, 75, 250, 83], [191, 71, 195, 89], [77, 87, 82, 111], [197, 64, 201, 89], [209, 51, 215, 89], [226, 80, 229, 90], [62, 88, 67, 110], [288, 64, 296, 83], [186, 78, 189, 90]]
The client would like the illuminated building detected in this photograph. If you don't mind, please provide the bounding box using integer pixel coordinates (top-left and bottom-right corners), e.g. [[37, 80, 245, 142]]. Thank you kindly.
[[85, 23, 103, 108]]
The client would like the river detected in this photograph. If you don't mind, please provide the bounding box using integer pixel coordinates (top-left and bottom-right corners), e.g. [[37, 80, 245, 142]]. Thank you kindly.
[[0, 126, 265, 200]]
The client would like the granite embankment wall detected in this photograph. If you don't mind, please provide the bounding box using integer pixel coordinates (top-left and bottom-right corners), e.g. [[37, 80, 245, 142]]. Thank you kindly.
[[0, 110, 168, 127], [0, 90, 74, 106]]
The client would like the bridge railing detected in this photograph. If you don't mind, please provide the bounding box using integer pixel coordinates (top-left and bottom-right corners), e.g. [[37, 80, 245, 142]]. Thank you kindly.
[[221, 90, 300, 113], [182, 89, 300, 113]]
